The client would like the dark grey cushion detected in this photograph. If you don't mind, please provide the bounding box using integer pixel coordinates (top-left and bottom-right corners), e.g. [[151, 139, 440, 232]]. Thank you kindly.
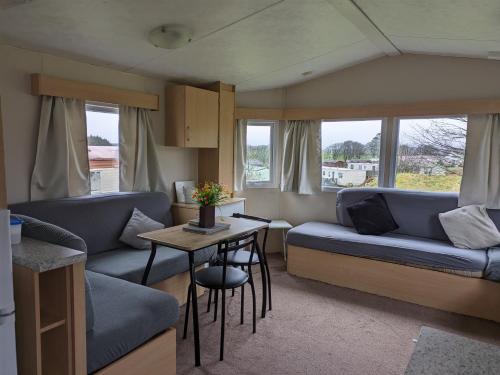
[[119, 208, 165, 249], [86, 270, 178, 373], [287, 222, 488, 272], [12, 215, 96, 331], [85, 245, 217, 286], [9, 192, 173, 255], [485, 248, 500, 281]]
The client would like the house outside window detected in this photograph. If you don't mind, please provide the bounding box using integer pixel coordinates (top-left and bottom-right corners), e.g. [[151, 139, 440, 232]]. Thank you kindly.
[[321, 120, 383, 189], [85, 103, 119, 194]]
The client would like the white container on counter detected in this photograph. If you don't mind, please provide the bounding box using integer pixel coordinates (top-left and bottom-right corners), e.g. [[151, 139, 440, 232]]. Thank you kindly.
[[9, 217, 22, 245]]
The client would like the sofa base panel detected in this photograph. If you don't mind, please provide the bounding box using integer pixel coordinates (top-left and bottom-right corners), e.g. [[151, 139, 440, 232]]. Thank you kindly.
[[151, 267, 205, 305], [287, 245, 500, 323], [94, 328, 176, 375]]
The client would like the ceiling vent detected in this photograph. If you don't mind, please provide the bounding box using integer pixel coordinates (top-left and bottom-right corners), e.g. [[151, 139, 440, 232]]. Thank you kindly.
[[149, 24, 192, 50]]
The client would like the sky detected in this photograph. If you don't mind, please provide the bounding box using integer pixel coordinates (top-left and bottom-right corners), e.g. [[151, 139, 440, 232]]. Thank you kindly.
[[322, 120, 381, 147], [86, 111, 119, 144], [247, 125, 271, 146]]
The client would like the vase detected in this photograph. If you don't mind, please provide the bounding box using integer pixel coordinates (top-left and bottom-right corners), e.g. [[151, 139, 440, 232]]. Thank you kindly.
[[199, 205, 215, 228]]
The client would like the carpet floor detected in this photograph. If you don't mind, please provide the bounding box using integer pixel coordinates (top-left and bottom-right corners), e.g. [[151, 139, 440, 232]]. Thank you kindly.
[[175, 255, 500, 375]]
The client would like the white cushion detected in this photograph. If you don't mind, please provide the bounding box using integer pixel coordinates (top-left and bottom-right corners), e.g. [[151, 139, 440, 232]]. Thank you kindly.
[[439, 205, 500, 250], [119, 208, 165, 249]]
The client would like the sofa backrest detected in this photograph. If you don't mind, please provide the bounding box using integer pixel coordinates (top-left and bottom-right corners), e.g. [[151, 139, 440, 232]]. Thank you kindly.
[[9, 192, 173, 255], [336, 188, 500, 241]]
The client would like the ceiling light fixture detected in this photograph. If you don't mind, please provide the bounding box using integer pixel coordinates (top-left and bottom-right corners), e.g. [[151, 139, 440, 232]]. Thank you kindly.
[[149, 24, 192, 50]]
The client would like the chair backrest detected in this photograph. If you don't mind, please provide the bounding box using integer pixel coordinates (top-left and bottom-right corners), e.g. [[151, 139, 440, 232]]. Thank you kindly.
[[9, 192, 173, 255], [231, 213, 270, 251], [218, 231, 259, 287]]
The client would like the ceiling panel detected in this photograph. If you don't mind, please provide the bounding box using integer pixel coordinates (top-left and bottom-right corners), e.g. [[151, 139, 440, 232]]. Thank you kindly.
[[132, 0, 375, 88], [355, 0, 500, 57]]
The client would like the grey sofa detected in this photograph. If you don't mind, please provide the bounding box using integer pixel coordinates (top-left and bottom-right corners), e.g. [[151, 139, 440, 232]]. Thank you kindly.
[[287, 188, 500, 280], [10, 192, 215, 373]]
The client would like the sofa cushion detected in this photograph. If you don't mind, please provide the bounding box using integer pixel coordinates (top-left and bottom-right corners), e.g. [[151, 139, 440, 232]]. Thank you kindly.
[[85, 245, 216, 286], [84, 273, 95, 332], [9, 192, 173, 255], [287, 222, 488, 273], [346, 193, 399, 235], [86, 270, 179, 373], [439, 205, 500, 249], [485, 248, 500, 281], [119, 208, 165, 249]]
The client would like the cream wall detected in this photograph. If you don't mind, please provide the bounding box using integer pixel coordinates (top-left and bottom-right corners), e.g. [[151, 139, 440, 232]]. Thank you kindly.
[[0, 44, 198, 204], [235, 54, 500, 226]]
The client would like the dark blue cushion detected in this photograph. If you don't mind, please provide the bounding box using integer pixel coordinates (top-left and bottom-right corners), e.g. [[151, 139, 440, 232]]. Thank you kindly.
[[85, 245, 216, 285], [9, 192, 173, 255], [86, 271, 178, 373], [287, 222, 488, 272]]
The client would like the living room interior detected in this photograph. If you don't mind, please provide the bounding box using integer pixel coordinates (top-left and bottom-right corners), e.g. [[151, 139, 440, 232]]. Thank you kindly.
[[2, 1, 500, 375]]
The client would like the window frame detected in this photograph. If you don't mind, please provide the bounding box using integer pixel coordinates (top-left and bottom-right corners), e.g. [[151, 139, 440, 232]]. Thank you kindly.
[[244, 120, 280, 189], [320, 118, 386, 193], [389, 115, 467, 191]]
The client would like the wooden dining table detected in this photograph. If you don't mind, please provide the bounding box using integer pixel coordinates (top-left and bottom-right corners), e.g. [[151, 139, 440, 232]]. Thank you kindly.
[[138, 216, 269, 367]]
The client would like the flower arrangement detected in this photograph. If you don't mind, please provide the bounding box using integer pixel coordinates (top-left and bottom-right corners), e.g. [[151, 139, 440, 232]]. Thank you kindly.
[[192, 182, 228, 207]]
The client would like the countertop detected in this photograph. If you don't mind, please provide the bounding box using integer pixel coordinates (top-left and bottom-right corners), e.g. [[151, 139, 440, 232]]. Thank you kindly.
[[12, 237, 86, 273]]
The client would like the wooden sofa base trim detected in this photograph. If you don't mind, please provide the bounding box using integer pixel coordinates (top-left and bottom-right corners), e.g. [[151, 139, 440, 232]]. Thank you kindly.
[[95, 328, 176, 375], [151, 267, 205, 305], [287, 245, 500, 323]]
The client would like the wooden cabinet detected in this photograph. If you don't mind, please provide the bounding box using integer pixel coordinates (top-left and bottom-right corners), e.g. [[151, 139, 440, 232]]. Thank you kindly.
[[198, 82, 235, 193], [165, 85, 219, 148]]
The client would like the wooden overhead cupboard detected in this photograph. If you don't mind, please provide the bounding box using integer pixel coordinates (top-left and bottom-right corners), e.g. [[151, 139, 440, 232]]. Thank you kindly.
[[165, 85, 219, 148]]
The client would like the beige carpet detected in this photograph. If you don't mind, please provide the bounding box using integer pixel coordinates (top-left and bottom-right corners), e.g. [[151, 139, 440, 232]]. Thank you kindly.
[[176, 255, 500, 375]]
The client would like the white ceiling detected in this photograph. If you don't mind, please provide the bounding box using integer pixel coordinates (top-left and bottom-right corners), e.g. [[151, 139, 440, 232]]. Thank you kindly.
[[0, 0, 499, 91]]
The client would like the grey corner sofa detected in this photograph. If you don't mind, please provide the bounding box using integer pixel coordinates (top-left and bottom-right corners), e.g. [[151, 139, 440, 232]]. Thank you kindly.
[[286, 188, 500, 322], [10, 192, 215, 374]]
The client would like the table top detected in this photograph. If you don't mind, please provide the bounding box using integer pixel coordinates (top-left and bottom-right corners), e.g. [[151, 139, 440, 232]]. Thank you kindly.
[[138, 216, 268, 252], [269, 220, 293, 229], [12, 237, 87, 273]]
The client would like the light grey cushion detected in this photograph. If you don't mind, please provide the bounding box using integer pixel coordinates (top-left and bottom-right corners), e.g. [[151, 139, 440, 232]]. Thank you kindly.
[[439, 205, 500, 249], [287, 222, 488, 272], [119, 208, 165, 249], [85, 245, 217, 286], [485, 248, 500, 281], [85, 270, 178, 373], [183, 185, 196, 204]]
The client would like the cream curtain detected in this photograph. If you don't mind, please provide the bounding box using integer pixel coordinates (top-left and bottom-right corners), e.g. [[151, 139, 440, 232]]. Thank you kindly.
[[280, 120, 321, 195], [30, 96, 90, 201], [459, 114, 500, 208], [119, 106, 167, 192], [233, 119, 247, 191]]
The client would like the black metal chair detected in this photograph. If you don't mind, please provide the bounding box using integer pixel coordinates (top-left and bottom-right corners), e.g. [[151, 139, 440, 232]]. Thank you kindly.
[[207, 213, 272, 318], [183, 231, 259, 361]]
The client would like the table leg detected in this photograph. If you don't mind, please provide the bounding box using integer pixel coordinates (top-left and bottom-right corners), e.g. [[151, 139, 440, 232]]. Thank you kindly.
[[256, 242, 267, 318], [282, 229, 287, 262], [188, 252, 201, 366], [141, 242, 157, 285]]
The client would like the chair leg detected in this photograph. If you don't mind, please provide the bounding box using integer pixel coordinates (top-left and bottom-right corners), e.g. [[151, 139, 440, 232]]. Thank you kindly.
[[220, 287, 226, 361], [265, 261, 272, 311], [183, 284, 191, 339], [240, 284, 245, 324], [249, 278, 257, 334], [214, 288, 219, 322], [232, 288, 235, 297], [207, 288, 212, 313]]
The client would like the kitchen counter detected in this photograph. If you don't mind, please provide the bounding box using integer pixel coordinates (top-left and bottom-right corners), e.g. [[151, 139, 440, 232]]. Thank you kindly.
[[12, 237, 86, 273]]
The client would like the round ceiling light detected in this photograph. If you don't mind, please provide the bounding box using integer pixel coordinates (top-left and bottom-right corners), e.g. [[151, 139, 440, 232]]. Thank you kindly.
[[149, 24, 192, 50]]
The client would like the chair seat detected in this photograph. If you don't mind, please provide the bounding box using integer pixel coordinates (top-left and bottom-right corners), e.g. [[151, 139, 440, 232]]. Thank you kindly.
[[195, 266, 248, 289], [226, 250, 260, 265]]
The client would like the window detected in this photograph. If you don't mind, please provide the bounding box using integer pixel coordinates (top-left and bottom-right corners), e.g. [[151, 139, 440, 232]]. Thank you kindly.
[[395, 117, 467, 192], [321, 120, 382, 189], [85, 103, 119, 194], [245, 120, 277, 187]]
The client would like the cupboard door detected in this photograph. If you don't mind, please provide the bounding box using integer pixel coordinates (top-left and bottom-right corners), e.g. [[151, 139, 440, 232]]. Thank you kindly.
[[184, 86, 218, 148]]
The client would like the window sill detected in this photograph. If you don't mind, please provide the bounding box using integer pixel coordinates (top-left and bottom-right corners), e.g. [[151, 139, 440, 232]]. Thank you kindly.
[[245, 183, 279, 189]]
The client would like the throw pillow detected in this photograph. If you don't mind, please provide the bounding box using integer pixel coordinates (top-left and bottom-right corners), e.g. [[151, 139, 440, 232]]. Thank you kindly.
[[438, 205, 500, 249], [346, 193, 399, 235], [183, 185, 197, 204], [119, 208, 165, 249]]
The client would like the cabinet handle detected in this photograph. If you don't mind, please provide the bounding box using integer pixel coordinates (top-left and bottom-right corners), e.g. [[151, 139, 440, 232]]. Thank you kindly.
[[186, 125, 190, 142]]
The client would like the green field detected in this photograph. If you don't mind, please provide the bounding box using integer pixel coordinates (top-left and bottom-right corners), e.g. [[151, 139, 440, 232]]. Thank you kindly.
[[364, 173, 461, 192]]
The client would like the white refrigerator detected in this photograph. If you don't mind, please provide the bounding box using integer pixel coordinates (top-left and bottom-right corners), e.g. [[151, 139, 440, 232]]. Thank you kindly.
[[0, 209, 17, 375]]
